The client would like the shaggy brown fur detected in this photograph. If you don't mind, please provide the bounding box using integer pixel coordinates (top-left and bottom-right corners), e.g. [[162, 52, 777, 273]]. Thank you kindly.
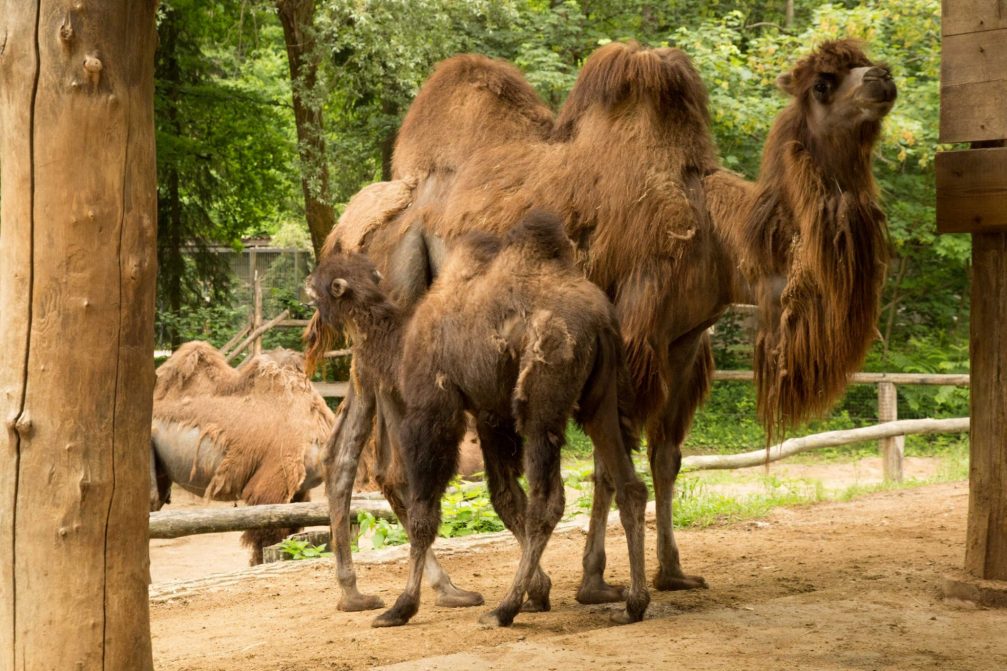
[[309, 212, 649, 627], [153, 342, 334, 564], [308, 39, 895, 599]]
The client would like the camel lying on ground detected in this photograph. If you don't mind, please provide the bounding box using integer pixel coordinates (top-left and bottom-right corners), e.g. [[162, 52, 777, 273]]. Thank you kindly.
[[151, 342, 334, 563], [308, 211, 649, 627], [308, 39, 897, 609]]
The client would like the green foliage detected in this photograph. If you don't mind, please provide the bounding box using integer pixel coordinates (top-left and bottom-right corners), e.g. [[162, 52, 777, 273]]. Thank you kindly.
[[438, 480, 506, 537], [279, 538, 333, 560], [354, 510, 409, 551]]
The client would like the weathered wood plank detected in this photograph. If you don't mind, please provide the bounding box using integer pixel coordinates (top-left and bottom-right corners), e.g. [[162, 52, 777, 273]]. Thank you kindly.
[[942, 29, 1007, 87], [149, 500, 395, 539], [878, 381, 904, 483], [941, 82, 1007, 143], [943, 0, 1007, 36], [936, 147, 1007, 233], [966, 233, 1007, 581]]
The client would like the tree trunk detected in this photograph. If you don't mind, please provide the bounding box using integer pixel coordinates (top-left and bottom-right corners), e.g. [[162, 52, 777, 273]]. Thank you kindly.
[[0, 2, 158, 669], [277, 0, 336, 260]]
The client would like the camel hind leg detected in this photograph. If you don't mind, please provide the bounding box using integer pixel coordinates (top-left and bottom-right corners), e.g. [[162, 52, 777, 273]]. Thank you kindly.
[[479, 417, 566, 628], [476, 412, 553, 612]]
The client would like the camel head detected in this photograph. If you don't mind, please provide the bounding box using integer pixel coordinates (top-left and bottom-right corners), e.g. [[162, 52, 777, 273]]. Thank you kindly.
[[303, 249, 388, 373], [776, 40, 896, 152]]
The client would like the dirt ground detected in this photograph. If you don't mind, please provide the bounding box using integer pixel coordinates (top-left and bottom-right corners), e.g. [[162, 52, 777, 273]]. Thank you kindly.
[[149, 473, 1007, 671]]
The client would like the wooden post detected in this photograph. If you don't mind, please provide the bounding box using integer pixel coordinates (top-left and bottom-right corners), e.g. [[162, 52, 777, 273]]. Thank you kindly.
[[938, 0, 1007, 607], [0, 2, 158, 668], [252, 269, 264, 357], [878, 382, 904, 482]]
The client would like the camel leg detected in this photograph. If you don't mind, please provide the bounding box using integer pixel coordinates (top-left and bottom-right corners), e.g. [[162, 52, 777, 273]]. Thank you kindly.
[[479, 422, 565, 628], [374, 390, 483, 609], [475, 413, 552, 612], [575, 451, 627, 604], [649, 334, 711, 591], [581, 383, 650, 623], [373, 396, 465, 627], [325, 380, 386, 611]]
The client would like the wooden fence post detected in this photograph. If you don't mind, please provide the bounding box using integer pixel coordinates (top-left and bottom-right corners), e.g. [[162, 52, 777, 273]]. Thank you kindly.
[[252, 269, 263, 357], [878, 381, 904, 482]]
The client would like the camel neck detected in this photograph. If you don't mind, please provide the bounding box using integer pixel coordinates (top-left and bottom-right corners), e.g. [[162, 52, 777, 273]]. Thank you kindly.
[[347, 301, 404, 387]]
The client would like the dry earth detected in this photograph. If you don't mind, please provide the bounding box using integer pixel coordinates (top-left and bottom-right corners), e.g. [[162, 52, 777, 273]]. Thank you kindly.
[[149, 475, 1007, 671]]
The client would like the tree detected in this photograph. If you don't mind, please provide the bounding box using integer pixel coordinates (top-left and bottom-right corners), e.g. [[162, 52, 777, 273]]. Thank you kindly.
[[0, 1, 158, 667], [277, 0, 336, 258], [155, 0, 299, 347]]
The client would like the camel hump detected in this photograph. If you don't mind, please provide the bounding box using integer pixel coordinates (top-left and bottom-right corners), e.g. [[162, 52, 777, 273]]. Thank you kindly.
[[393, 54, 554, 178], [554, 41, 711, 143], [504, 210, 573, 264]]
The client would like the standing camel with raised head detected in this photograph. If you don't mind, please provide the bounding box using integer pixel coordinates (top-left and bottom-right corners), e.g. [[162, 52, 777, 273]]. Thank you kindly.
[[308, 39, 896, 611]]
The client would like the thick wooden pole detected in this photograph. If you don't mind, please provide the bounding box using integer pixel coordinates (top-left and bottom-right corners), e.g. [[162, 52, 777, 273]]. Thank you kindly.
[[965, 233, 1007, 581], [0, 2, 158, 668]]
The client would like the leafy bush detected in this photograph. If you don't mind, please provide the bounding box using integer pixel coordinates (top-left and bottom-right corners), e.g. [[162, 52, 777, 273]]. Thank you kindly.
[[279, 538, 333, 560]]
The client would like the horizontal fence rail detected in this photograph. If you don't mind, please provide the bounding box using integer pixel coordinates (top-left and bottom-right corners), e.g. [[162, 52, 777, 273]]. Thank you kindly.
[[149, 499, 394, 539]]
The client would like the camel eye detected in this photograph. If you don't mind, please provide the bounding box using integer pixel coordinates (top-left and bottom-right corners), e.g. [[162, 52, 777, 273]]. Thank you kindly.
[[812, 75, 835, 101]]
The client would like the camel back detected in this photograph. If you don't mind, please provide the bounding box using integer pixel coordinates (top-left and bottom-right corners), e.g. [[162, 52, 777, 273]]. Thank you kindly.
[[154, 342, 334, 503]]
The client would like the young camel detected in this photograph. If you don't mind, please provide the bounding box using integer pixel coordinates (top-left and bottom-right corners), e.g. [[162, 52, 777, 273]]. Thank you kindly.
[[307, 211, 649, 627], [308, 40, 898, 606]]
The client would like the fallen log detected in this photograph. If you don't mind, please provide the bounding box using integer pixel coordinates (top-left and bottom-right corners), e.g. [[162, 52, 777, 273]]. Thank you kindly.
[[149, 499, 394, 539], [682, 417, 970, 471]]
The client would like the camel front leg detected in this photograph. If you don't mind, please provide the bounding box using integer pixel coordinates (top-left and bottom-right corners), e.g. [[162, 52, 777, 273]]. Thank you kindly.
[[648, 334, 711, 591], [575, 451, 627, 605], [325, 380, 385, 611], [374, 390, 483, 609]]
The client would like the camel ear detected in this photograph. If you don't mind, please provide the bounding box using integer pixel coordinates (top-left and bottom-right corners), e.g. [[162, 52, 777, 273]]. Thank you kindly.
[[330, 278, 349, 298], [371, 269, 383, 284], [776, 72, 796, 95]]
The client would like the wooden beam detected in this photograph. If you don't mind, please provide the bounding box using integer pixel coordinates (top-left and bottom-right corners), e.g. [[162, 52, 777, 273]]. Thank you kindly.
[[940, 82, 1007, 143], [943, 0, 1007, 36], [149, 500, 395, 539], [936, 148, 1007, 233], [313, 381, 350, 398]]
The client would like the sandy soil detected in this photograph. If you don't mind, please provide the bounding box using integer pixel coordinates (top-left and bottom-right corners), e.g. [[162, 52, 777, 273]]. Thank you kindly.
[[149, 476, 1007, 671]]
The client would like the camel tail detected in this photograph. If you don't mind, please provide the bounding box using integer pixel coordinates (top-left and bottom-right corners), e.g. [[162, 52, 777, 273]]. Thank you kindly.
[[577, 322, 641, 457]]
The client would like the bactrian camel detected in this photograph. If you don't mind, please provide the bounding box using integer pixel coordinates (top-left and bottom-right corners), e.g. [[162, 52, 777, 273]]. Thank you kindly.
[[308, 211, 649, 627], [307, 39, 896, 610], [152, 342, 332, 563]]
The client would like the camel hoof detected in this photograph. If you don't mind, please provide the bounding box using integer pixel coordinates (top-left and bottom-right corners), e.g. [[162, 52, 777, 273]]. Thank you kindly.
[[609, 608, 643, 625], [371, 611, 409, 628], [520, 595, 551, 613], [653, 572, 708, 591], [338, 593, 385, 612], [478, 608, 515, 628], [576, 581, 627, 604], [435, 589, 484, 608]]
